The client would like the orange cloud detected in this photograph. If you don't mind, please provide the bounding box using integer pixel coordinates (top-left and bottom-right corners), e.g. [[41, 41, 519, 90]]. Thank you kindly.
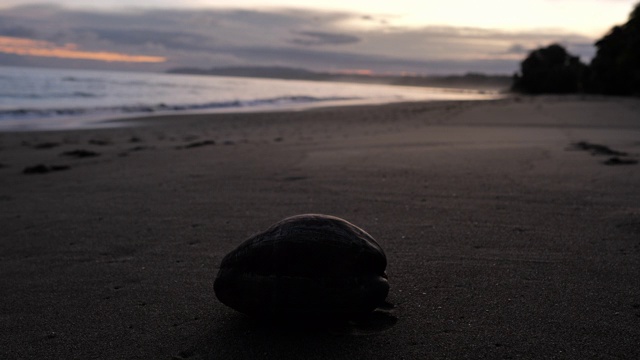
[[0, 36, 166, 63]]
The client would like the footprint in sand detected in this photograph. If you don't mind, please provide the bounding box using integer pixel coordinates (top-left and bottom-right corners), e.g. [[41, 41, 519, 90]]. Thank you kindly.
[[61, 149, 101, 158], [89, 139, 112, 146], [23, 164, 71, 174], [33, 142, 60, 149]]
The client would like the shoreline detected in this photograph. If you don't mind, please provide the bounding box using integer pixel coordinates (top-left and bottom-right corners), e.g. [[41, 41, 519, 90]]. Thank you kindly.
[[6, 92, 633, 135], [1, 95, 639, 359], [0, 81, 505, 133]]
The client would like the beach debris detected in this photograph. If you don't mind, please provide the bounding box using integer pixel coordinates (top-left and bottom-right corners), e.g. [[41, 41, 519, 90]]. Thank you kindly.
[[569, 141, 637, 165], [177, 140, 216, 149], [61, 149, 100, 158], [23, 164, 70, 174], [214, 214, 389, 319], [604, 157, 638, 166], [570, 141, 627, 156], [282, 176, 308, 181]]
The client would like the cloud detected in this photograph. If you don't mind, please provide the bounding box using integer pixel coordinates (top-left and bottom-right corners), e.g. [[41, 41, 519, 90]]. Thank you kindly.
[[72, 28, 216, 52], [0, 22, 34, 38], [506, 44, 529, 54], [0, 4, 599, 74], [290, 31, 360, 46]]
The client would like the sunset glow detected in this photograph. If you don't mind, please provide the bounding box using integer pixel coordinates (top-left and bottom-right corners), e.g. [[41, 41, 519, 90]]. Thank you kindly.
[[331, 69, 374, 76], [0, 1, 637, 74], [0, 36, 166, 63]]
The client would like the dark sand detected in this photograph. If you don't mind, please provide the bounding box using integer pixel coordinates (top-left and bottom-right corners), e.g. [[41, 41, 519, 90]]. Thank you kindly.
[[1, 96, 639, 359]]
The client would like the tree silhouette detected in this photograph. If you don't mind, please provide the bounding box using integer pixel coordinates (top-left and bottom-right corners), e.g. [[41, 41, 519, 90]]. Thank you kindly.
[[511, 3, 640, 95], [512, 44, 587, 94], [588, 3, 640, 95]]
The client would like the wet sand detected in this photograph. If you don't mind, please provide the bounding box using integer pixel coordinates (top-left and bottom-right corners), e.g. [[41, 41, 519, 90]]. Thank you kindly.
[[0, 95, 639, 359]]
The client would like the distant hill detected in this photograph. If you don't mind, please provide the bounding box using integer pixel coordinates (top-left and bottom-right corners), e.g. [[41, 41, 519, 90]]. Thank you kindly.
[[166, 66, 511, 91]]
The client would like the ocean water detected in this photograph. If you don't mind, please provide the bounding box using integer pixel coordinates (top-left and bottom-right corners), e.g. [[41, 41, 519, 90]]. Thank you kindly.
[[0, 66, 501, 131]]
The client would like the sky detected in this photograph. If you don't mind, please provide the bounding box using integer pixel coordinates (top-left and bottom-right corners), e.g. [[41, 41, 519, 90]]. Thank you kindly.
[[0, 0, 637, 75]]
